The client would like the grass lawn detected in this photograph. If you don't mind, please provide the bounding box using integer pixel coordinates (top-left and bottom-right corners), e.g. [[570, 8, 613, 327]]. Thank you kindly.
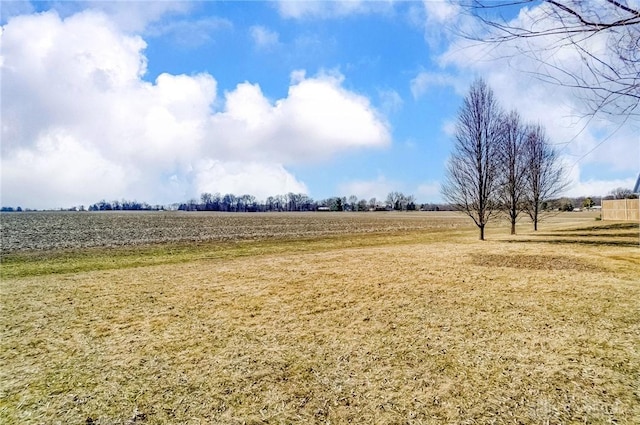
[[1, 212, 639, 424]]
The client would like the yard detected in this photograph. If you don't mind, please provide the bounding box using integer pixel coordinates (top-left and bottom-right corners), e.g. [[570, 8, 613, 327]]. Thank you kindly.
[[1, 212, 638, 424]]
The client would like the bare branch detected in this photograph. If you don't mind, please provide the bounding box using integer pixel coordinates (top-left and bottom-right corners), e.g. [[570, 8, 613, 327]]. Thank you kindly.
[[461, 0, 640, 118], [442, 79, 503, 240], [523, 123, 569, 230]]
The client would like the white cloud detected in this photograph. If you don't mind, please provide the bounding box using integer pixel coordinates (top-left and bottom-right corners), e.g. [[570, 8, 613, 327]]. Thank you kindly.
[[378, 89, 403, 114], [563, 165, 637, 198], [80, 1, 192, 33], [1, 130, 130, 208], [11, 1, 193, 33], [207, 71, 390, 164], [194, 161, 307, 200], [277, 1, 325, 19], [277, 0, 395, 19], [147, 17, 232, 47], [416, 181, 441, 200], [250, 25, 280, 49], [442, 119, 457, 137], [339, 176, 442, 203], [410, 71, 462, 99], [338, 176, 395, 201], [417, 0, 474, 49], [0, 10, 389, 209], [422, 0, 459, 24], [1, 10, 149, 153]]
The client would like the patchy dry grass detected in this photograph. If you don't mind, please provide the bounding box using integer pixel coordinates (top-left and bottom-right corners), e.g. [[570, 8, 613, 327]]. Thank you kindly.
[[1, 213, 639, 424]]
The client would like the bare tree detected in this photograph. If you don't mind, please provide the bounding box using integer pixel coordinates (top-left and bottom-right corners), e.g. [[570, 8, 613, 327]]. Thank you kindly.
[[385, 191, 415, 211], [385, 191, 402, 210], [442, 79, 503, 240], [523, 124, 568, 230], [348, 195, 359, 211], [608, 187, 635, 199], [462, 0, 640, 118], [497, 110, 529, 235]]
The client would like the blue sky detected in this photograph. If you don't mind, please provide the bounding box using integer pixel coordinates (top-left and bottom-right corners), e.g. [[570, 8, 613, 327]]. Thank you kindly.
[[1, 1, 638, 209]]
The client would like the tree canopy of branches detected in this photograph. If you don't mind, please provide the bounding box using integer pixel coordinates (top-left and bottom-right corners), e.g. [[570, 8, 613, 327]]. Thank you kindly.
[[443, 79, 568, 237], [385, 191, 417, 211], [607, 186, 638, 199], [172, 191, 423, 213], [522, 123, 568, 230], [498, 110, 529, 235], [464, 0, 640, 118], [442, 78, 503, 240]]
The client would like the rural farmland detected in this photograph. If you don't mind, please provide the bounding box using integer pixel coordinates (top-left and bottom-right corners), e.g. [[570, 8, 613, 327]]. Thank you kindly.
[[1, 211, 639, 424], [0, 211, 469, 253]]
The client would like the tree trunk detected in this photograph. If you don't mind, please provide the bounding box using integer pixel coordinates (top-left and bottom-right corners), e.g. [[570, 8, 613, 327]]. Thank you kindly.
[[479, 224, 485, 240], [510, 220, 516, 235]]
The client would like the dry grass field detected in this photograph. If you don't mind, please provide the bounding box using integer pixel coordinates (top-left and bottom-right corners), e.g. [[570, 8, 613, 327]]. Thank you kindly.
[[1, 212, 639, 424]]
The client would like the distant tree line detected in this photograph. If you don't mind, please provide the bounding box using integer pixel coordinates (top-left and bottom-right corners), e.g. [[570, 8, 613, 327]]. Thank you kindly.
[[0, 192, 437, 213], [176, 191, 425, 212], [604, 187, 638, 201], [88, 200, 165, 211], [1, 187, 634, 214]]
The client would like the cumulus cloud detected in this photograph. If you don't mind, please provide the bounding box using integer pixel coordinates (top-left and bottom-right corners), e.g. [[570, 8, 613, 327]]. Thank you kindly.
[[194, 161, 308, 200], [208, 71, 390, 164], [1, 131, 131, 208], [0, 10, 389, 209]]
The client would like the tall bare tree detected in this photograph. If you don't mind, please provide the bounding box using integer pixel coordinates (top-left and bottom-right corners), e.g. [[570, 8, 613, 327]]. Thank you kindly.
[[523, 124, 568, 230], [462, 0, 640, 119], [498, 110, 529, 235], [442, 79, 503, 240]]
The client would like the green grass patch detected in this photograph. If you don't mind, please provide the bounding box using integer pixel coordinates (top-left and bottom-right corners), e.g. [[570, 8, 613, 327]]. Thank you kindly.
[[0, 229, 465, 279]]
